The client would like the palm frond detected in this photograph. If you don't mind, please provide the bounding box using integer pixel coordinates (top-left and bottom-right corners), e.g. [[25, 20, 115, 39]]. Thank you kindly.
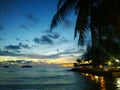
[[50, 0, 76, 31], [74, 0, 80, 15], [57, 0, 66, 10], [75, 0, 90, 45]]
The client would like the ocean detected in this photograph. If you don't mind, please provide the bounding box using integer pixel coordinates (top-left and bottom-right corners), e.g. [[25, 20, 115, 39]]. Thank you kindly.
[[0, 66, 120, 90]]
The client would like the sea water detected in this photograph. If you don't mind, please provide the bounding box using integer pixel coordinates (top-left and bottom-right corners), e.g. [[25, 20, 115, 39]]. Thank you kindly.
[[0, 66, 120, 90]]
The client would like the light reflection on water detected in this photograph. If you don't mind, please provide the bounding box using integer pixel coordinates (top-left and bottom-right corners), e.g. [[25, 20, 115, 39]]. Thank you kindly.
[[0, 67, 120, 90], [82, 73, 120, 90]]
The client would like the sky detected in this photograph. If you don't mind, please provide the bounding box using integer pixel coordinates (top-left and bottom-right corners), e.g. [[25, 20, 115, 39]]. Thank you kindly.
[[0, 0, 88, 65]]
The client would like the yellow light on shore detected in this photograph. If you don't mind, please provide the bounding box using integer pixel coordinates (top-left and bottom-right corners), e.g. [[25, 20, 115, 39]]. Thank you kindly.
[[61, 63, 73, 67], [107, 61, 112, 66], [99, 65, 103, 68]]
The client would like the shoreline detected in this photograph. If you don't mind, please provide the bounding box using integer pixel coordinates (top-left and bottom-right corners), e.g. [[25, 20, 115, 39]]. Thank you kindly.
[[70, 68, 120, 77]]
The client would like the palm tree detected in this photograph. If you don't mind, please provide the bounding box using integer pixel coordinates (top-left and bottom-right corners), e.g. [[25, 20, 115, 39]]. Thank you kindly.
[[50, 0, 120, 60], [76, 58, 82, 65], [82, 45, 111, 67], [50, 0, 91, 45]]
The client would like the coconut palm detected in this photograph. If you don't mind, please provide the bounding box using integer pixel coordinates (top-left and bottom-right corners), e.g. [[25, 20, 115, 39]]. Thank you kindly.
[[50, 0, 120, 59], [82, 45, 111, 67], [50, 0, 92, 45], [76, 58, 82, 65]]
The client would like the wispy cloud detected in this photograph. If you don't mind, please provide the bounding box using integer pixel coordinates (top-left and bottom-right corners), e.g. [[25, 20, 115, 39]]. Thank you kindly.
[[47, 33, 60, 39], [0, 46, 84, 60], [19, 25, 29, 29], [23, 13, 40, 24], [59, 37, 69, 43], [19, 13, 40, 29]]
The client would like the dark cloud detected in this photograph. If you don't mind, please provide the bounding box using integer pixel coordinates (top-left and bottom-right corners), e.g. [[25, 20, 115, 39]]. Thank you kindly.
[[24, 13, 40, 24], [19, 43, 30, 49], [41, 35, 53, 44], [0, 50, 17, 56], [33, 35, 53, 45], [33, 32, 61, 45], [19, 25, 29, 29], [33, 38, 41, 44], [5, 43, 31, 52], [33, 32, 69, 45], [14, 60, 23, 63], [5, 45, 21, 51], [43, 29, 69, 44]]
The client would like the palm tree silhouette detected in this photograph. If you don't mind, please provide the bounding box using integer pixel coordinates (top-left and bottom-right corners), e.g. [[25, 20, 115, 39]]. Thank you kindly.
[[82, 45, 111, 67], [50, 0, 120, 61], [76, 58, 82, 65]]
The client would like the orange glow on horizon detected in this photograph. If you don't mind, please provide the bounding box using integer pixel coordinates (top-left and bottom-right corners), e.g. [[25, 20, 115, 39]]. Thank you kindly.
[[0, 56, 75, 66], [61, 63, 74, 67]]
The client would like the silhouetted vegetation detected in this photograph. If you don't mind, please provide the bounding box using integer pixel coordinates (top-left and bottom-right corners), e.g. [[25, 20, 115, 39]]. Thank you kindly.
[[51, 0, 120, 65], [82, 45, 111, 67]]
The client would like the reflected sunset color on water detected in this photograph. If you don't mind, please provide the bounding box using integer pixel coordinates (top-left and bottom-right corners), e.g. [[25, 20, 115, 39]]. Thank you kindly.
[[0, 66, 120, 90]]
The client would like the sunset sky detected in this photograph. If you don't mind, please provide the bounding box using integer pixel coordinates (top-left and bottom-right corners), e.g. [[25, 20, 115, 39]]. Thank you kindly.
[[0, 0, 89, 65]]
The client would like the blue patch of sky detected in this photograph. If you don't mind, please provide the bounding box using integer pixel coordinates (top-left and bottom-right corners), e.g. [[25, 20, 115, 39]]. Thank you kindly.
[[0, 0, 88, 62]]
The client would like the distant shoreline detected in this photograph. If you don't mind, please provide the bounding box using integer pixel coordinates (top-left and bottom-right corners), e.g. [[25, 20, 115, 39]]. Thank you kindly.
[[21, 65, 32, 68], [70, 68, 120, 77]]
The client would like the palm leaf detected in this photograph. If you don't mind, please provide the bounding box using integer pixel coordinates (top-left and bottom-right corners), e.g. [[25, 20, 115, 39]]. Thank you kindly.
[[57, 0, 66, 10], [75, 0, 90, 45], [50, 0, 76, 31]]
